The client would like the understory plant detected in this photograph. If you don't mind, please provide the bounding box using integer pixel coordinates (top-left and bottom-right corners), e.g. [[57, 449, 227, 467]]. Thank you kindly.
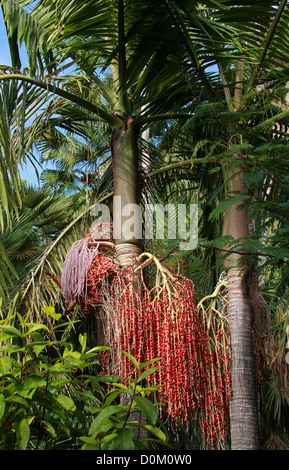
[[0, 305, 168, 450]]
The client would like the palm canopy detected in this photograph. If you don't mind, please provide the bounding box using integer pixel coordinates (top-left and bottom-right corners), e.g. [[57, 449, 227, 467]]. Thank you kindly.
[[0, 1, 241, 122], [1, 0, 288, 165], [0, 1, 288, 272], [0, 0, 287, 297]]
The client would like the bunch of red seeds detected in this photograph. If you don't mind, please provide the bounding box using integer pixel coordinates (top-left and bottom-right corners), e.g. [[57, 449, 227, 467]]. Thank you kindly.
[[84, 253, 120, 307], [79, 248, 231, 448]]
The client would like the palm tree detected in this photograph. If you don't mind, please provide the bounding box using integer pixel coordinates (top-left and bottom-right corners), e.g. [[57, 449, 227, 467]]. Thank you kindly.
[[1, 0, 289, 449], [137, 0, 289, 449]]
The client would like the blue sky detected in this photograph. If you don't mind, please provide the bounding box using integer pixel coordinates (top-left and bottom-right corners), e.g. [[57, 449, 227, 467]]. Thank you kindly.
[[0, 9, 43, 186], [0, 11, 10, 65]]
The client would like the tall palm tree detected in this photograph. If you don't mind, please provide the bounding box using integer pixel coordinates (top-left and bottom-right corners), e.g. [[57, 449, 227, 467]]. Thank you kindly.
[[1, 0, 289, 449], [135, 0, 289, 449]]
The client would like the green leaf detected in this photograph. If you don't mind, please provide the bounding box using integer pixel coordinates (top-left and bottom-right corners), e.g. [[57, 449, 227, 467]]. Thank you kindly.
[[0, 394, 5, 421], [15, 375, 46, 397], [140, 357, 161, 369], [24, 324, 49, 336], [0, 325, 22, 337], [103, 389, 122, 407], [143, 424, 167, 442], [5, 396, 29, 407], [89, 405, 126, 437], [0, 315, 15, 325], [121, 351, 140, 371], [79, 436, 100, 450], [108, 427, 135, 450], [41, 306, 62, 321], [208, 195, 250, 221], [15, 418, 30, 450], [56, 394, 76, 411], [133, 396, 158, 426], [51, 320, 80, 331], [0, 345, 25, 353], [41, 306, 55, 316], [0, 332, 15, 342], [83, 346, 111, 359], [79, 332, 87, 354], [33, 342, 47, 356], [41, 420, 57, 438], [0, 356, 12, 375], [137, 366, 161, 383]]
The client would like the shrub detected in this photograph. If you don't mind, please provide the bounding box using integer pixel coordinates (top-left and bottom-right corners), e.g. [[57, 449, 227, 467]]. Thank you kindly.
[[0, 306, 168, 450]]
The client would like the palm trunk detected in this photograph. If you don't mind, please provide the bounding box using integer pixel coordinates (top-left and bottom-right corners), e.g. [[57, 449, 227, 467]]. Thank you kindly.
[[111, 115, 148, 441], [111, 116, 142, 263], [222, 162, 260, 450], [226, 267, 260, 449]]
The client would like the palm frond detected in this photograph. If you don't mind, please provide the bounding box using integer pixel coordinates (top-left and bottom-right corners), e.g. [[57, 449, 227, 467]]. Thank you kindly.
[[17, 190, 113, 320]]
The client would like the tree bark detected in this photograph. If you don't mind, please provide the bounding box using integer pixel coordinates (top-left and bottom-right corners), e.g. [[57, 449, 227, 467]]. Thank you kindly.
[[111, 116, 148, 441], [112, 116, 142, 256], [227, 268, 260, 450], [222, 161, 260, 449]]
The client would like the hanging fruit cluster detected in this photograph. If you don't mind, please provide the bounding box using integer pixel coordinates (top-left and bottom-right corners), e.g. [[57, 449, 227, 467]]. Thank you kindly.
[[78, 248, 231, 449], [59, 222, 231, 448], [83, 253, 120, 307]]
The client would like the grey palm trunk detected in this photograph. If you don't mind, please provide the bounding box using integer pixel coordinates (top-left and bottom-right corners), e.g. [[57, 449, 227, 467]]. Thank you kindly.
[[222, 161, 260, 450]]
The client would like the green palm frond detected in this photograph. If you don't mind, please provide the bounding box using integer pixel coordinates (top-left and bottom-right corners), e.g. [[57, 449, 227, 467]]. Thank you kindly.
[[17, 190, 113, 319], [0, 184, 76, 303]]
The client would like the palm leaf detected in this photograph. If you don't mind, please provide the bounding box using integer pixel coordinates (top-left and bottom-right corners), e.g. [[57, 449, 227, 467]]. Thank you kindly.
[[17, 190, 113, 319]]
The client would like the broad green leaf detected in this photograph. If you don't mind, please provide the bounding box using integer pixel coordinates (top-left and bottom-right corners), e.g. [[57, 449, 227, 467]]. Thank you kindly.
[[103, 389, 122, 407], [109, 383, 133, 395], [63, 347, 81, 359], [79, 436, 100, 450], [0, 332, 17, 342], [47, 378, 71, 388], [5, 396, 29, 407], [79, 332, 87, 354], [41, 420, 57, 438], [0, 356, 12, 375], [0, 325, 22, 337], [133, 396, 158, 425], [140, 357, 161, 369], [56, 394, 76, 411], [41, 306, 62, 320], [33, 342, 48, 356], [121, 351, 140, 371], [0, 314, 16, 325], [24, 324, 49, 336], [89, 405, 126, 437], [108, 427, 135, 450], [83, 345, 111, 359], [0, 394, 5, 421], [41, 306, 55, 316], [30, 331, 45, 341], [143, 424, 167, 442], [15, 418, 30, 450], [132, 440, 148, 450], [137, 366, 161, 383], [15, 375, 46, 397], [0, 345, 25, 353]]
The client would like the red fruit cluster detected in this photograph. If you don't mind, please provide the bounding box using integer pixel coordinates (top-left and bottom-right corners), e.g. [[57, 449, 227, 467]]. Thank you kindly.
[[84, 253, 120, 308], [82, 254, 231, 448]]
